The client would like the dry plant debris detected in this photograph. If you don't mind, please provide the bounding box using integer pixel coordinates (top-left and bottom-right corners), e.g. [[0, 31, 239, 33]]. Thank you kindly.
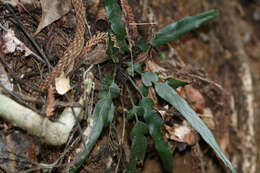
[[2, 28, 33, 56]]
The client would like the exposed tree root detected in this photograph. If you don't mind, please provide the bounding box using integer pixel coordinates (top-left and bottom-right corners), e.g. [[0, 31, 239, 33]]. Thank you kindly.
[[0, 94, 81, 145]]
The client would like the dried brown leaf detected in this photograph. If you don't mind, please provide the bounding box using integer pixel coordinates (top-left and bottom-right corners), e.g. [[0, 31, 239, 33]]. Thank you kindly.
[[83, 44, 108, 65], [78, 32, 113, 64], [148, 87, 158, 105], [55, 72, 71, 95], [165, 121, 199, 145], [146, 60, 168, 73], [2, 29, 33, 56], [135, 51, 149, 63], [35, 0, 72, 35]]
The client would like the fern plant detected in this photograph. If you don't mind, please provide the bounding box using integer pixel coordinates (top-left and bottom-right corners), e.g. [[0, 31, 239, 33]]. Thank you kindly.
[[70, 1, 237, 173]]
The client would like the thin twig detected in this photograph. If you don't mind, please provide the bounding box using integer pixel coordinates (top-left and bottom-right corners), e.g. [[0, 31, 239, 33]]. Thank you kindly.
[[64, 95, 87, 152], [186, 73, 229, 96], [55, 101, 82, 108], [5, 4, 52, 71], [129, 22, 157, 25], [115, 87, 126, 173], [85, 19, 92, 38]]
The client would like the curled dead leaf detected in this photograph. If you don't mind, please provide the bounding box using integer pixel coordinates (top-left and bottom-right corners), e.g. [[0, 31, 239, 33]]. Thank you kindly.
[[146, 60, 168, 73], [55, 72, 71, 95], [165, 121, 199, 145], [35, 0, 72, 35], [2, 29, 33, 56]]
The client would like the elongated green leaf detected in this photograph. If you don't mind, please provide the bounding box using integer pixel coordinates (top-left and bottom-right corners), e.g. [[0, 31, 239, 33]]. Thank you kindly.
[[70, 98, 114, 172], [127, 73, 173, 172], [138, 97, 172, 172], [127, 121, 149, 173], [143, 107, 173, 173], [166, 78, 189, 88], [69, 81, 119, 173], [152, 9, 219, 47], [153, 82, 237, 173], [85, 97, 114, 150], [104, 0, 128, 54]]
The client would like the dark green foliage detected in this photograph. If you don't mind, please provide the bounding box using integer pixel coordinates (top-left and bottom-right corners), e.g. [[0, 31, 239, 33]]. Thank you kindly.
[[141, 98, 173, 173], [166, 78, 189, 88], [152, 9, 219, 47], [78, 5, 237, 173], [127, 121, 149, 173], [104, 0, 128, 53], [69, 76, 120, 173], [137, 38, 150, 51], [127, 105, 144, 120]]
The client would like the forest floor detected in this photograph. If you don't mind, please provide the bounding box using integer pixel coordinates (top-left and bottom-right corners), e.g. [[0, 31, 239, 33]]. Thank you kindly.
[[0, 0, 259, 173]]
